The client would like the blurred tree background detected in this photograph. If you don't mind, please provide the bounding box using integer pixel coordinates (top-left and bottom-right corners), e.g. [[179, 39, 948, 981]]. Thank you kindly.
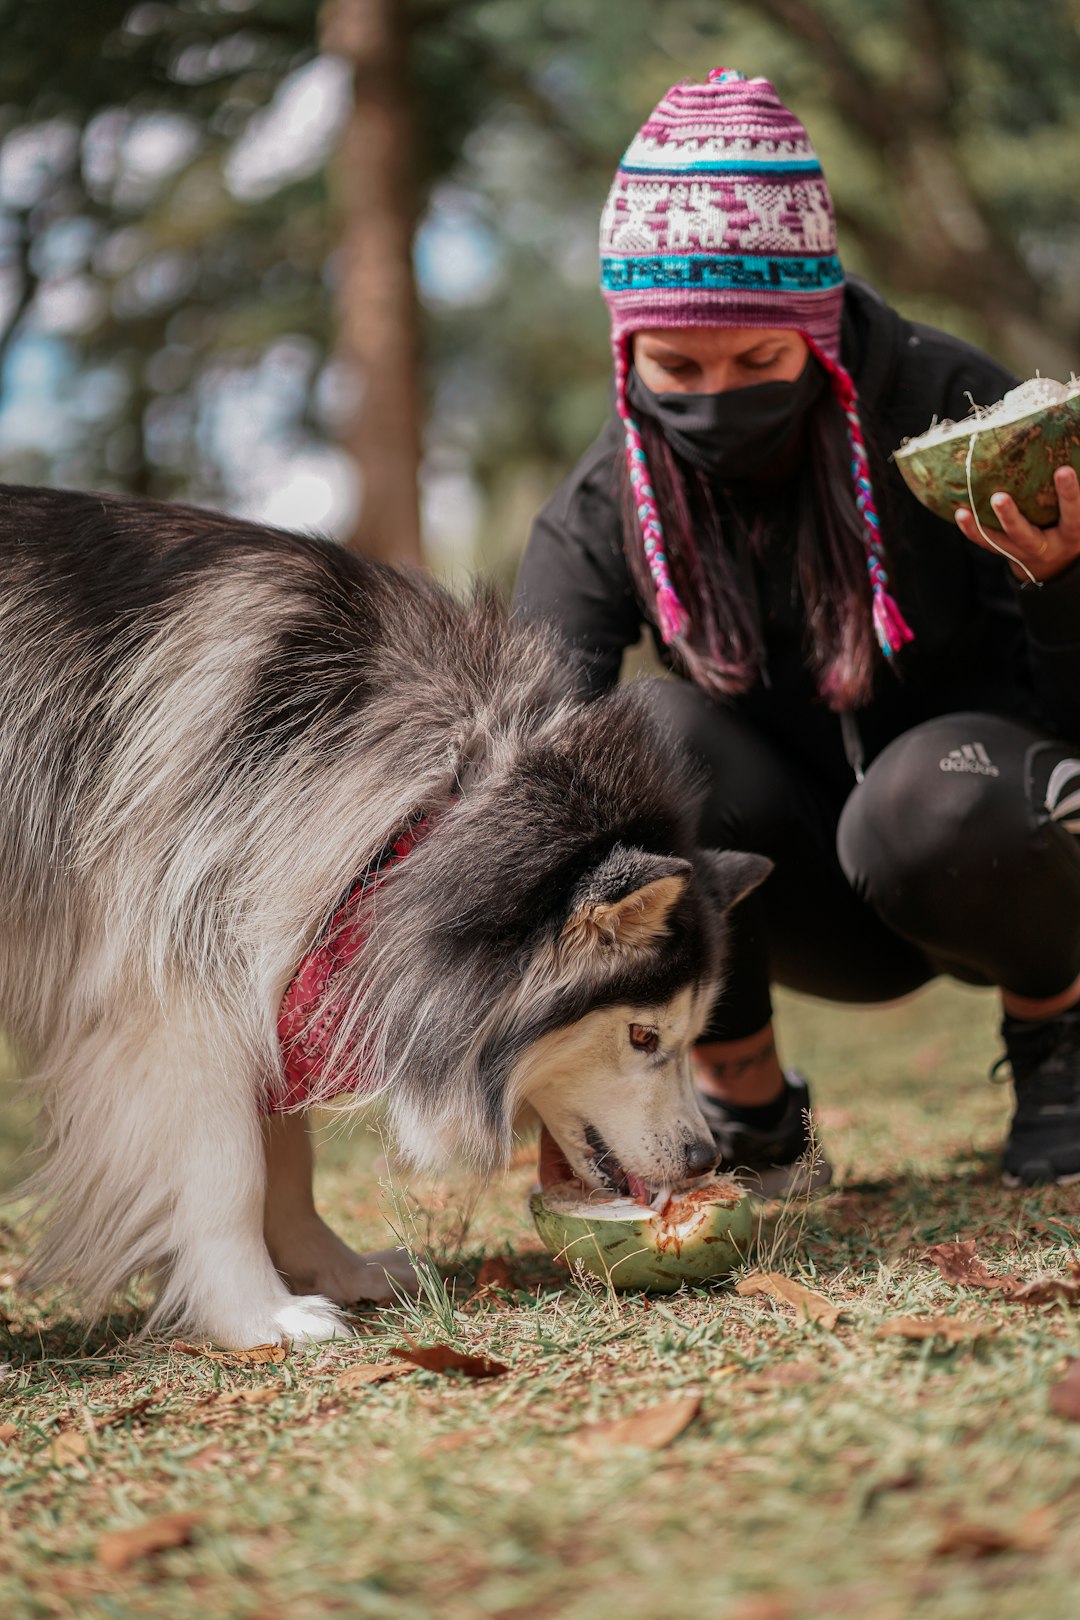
[[0, 0, 1078, 581]]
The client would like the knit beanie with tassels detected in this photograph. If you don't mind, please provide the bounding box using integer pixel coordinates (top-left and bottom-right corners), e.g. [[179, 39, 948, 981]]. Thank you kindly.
[[599, 67, 913, 660]]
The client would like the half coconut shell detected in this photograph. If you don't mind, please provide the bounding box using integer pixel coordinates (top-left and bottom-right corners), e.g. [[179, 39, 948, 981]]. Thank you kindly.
[[894, 377, 1080, 529], [531, 1178, 752, 1293]]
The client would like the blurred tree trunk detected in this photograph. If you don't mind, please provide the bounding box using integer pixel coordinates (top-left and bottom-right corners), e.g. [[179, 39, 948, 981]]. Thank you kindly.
[[322, 0, 424, 565]]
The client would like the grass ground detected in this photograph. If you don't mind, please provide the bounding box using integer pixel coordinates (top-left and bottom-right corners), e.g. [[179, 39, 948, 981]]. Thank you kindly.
[[3, 980, 1080, 1620]]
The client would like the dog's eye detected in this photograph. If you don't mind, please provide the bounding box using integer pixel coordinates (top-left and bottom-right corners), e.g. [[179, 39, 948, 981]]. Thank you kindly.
[[629, 1023, 660, 1054]]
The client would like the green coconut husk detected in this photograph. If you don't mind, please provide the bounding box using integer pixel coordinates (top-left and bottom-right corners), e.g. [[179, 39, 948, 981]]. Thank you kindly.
[[530, 1176, 752, 1293], [894, 376, 1080, 530]]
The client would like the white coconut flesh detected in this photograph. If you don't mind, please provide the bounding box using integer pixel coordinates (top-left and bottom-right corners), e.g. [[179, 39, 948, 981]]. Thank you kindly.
[[899, 376, 1080, 455]]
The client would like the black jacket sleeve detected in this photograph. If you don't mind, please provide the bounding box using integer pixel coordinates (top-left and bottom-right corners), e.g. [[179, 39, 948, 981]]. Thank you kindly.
[[1014, 562, 1080, 738], [514, 425, 642, 699]]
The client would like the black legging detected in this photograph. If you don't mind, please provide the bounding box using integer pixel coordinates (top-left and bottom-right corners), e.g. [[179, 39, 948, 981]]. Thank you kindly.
[[641, 681, 1080, 1041]]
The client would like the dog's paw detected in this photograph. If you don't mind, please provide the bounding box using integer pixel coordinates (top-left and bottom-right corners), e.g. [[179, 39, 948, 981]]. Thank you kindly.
[[188, 1291, 350, 1350], [267, 1214, 422, 1306], [271, 1295, 352, 1344], [339, 1247, 422, 1306]]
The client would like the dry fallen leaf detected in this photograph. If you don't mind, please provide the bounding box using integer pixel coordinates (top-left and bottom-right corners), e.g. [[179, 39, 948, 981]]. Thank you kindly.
[[170, 1340, 288, 1364], [1007, 1271, 1080, 1306], [98, 1396, 160, 1430], [1049, 1360, 1080, 1420], [336, 1361, 409, 1392], [933, 1508, 1052, 1558], [874, 1316, 989, 1343], [230, 1343, 289, 1365], [50, 1430, 89, 1466], [572, 1393, 701, 1459], [215, 1386, 280, 1408], [97, 1512, 203, 1572], [739, 1361, 826, 1391], [390, 1343, 508, 1379], [925, 1240, 1016, 1290], [736, 1272, 841, 1330], [926, 1242, 1080, 1306]]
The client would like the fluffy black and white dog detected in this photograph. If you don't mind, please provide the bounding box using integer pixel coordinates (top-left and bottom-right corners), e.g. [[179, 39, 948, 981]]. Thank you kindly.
[[0, 485, 767, 1347]]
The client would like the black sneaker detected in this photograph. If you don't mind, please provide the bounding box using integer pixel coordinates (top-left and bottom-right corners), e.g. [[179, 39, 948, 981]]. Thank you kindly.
[[999, 1008, 1080, 1187], [694, 1070, 833, 1199]]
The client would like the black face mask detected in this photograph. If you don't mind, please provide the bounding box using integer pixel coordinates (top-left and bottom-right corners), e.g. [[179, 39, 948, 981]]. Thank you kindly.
[[626, 354, 826, 480]]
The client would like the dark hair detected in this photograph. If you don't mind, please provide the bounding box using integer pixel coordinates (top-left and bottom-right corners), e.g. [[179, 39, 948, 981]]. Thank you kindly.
[[620, 389, 889, 711]]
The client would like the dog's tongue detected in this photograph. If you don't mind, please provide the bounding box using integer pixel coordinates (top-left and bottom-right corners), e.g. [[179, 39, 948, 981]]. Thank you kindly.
[[538, 1125, 577, 1190], [626, 1172, 652, 1203], [538, 1126, 656, 1208]]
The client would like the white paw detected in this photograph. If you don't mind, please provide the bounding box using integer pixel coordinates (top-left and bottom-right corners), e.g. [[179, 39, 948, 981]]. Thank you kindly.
[[272, 1295, 352, 1344]]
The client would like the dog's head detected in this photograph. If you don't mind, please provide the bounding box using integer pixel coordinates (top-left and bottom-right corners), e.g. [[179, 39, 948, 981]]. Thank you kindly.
[[366, 680, 772, 1187], [505, 843, 769, 1200]]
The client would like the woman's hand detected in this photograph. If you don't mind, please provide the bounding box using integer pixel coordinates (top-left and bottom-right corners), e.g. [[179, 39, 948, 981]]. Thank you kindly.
[[955, 464, 1080, 583]]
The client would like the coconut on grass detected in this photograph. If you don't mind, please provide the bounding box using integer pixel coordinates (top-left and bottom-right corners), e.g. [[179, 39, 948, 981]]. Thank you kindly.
[[530, 1176, 752, 1294], [894, 376, 1080, 529]]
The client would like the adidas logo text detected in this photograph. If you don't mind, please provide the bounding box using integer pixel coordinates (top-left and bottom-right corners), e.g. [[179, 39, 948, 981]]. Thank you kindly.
[[939, 743, 999, 777]]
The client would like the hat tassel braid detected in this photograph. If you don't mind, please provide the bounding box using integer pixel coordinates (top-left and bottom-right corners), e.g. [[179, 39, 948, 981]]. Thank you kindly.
[[614, 338, 690, 644], [811, 346, 914, 659]]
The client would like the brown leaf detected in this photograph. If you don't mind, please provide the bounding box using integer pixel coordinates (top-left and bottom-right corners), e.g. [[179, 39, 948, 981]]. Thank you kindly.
[[572, 1393, 701, 1458], [739, 1361, 826, 1392], [926, 1242, 1080, 1306], [390, 1342, 508, 1379], [97, 1512, 203, 1572], [336, 1361, 409, 1392], [169, 1340, 287, 1364], [98, 1396, 160, 1429], [229, 1343, 289, 1365], [925, 1240, 1016, 1290], [1008, 1270, 1080, 1306], [1049, 1360, 1080, 1420], [933, 1508, 1051, 1558], [473, 1256, 515, 1294], [735, 1272, 841, 1330], [0, 1421, 18, 1444], [215, 1386, 280, 1407], [50, 1430, 89, 1466], [874, 1316, 989, 1343]]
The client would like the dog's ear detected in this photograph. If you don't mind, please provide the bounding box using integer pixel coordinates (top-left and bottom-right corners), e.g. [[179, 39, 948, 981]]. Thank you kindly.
[[560, 850, 691, 957], [697, 849, 773, 913]]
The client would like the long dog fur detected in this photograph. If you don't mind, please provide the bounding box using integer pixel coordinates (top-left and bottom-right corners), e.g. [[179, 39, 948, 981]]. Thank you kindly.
[[0, 485, 749, 1343]]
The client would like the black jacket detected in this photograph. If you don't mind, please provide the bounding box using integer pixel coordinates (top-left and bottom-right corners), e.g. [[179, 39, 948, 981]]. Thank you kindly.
[[515, 279, 1080, 788]]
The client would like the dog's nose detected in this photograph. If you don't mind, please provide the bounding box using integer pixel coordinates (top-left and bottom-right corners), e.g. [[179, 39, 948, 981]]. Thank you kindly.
[[682, 1137, 717, 1177]]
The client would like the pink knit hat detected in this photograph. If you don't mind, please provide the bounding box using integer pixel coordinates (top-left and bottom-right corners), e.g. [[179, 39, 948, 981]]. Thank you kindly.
[[600, 68, 913, 659]]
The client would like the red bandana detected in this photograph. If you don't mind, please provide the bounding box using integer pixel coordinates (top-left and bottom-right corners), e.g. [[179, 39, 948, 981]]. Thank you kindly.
[[270, 815, 434, 1113]]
